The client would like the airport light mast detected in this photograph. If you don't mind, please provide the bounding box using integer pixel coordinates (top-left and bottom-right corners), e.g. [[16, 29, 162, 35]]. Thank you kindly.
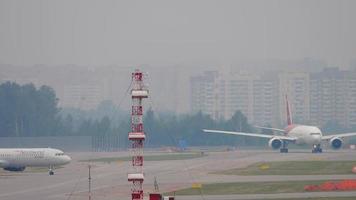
[[128, 70, 148, 200]]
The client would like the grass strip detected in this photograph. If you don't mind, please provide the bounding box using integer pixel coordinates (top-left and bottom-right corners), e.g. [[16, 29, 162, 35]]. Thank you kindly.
[[251, 198, 356, 200], [215, 160, 356, 175], [164, 180, 340, 195]]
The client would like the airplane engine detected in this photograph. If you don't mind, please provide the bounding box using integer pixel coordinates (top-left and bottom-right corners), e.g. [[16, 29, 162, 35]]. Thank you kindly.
[[329, 137, 343, 149], [3, 166, 26, 172], [268, 137, 283, 149]]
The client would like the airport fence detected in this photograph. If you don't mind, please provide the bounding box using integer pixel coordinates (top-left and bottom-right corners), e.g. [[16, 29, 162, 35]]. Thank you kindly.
[[91, 134, 128, 151]]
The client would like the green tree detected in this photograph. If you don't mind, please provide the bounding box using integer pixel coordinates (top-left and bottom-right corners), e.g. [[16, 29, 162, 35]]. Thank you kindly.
[[0, 82, 60, 137]]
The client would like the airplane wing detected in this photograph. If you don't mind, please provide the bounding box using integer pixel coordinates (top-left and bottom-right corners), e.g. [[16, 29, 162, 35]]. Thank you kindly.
[[254, 126, 285, 132], [203, 129, 297, 141], [322, 132, 356, 140]]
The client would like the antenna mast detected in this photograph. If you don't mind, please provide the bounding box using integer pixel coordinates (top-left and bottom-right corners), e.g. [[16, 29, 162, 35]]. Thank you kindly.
[[128, 69, 148, 200]]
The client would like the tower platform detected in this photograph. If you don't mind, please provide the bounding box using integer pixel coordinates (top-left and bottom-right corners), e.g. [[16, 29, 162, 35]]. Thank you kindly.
[[128, 173, 144, 181], [131, 90, 149, 98], [128, 132, 146, 140]]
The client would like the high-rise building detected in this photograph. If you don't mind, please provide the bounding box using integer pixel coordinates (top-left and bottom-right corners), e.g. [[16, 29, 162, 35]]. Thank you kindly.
[[190, 71, 220, 119], [62, 85, 106, 109], [190, 68, 356, 129], [190, 70, 278, 126], [277, 71, 310, 125], [252, 74, 278, 126], [310, 68, 356, 128], [222, 71, 278, 126], [223, 71, 254, 121]]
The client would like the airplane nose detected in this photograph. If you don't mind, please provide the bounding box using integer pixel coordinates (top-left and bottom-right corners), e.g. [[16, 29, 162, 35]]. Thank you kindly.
[[64, 155, 71, 164], [313, 135, 322, 143]]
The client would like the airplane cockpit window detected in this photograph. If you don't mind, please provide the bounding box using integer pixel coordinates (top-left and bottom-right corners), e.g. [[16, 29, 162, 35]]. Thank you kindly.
[[55, 153, 65, 156], [310, 132, 321, 136]]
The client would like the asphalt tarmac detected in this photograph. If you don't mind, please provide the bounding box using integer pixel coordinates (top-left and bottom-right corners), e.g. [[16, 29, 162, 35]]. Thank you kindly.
[[0, 149, 355, 200]]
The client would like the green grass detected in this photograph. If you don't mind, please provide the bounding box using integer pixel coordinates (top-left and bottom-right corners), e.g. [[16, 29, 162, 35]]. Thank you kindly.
[[80, 152, 207, 163], [253, 198, 356, 200], [215, 160, 356, 175], [165, 180, 334, 195]]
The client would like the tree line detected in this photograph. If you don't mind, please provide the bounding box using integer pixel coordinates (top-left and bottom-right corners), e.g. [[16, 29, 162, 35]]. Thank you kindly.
[[1, 82, 354, 148], [0, 82, 60, 137], [0, 82, 264, 147]]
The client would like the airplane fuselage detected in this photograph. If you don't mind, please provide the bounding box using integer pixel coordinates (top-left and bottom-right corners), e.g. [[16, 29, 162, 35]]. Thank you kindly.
[[0, 148, 71, 171], [285, 125, 322, 145]]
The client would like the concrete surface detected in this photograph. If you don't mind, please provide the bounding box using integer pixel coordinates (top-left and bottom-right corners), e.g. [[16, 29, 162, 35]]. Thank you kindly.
[[0, 149, 355, 200]]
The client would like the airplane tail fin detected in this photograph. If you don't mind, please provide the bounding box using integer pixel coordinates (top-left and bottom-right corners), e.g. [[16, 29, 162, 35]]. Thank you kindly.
[[286, 95, 293, 125]]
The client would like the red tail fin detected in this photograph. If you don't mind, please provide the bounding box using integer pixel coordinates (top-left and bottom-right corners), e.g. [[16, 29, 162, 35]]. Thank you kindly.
[[286, 95, 293, 125]]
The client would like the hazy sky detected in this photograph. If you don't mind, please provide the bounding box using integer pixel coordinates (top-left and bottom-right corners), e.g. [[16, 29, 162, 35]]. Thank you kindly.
[[0, 0, 355, 67]]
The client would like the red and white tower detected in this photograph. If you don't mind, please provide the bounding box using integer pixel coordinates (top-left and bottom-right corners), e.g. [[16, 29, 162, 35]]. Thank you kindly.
[[128, 69, 148, 200]]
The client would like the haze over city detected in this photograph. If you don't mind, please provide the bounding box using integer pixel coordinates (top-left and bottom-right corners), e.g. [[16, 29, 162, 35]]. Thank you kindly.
[[0, 0, 356, 67], [1, 0, 356, 114], [2, 1, 356, 200]]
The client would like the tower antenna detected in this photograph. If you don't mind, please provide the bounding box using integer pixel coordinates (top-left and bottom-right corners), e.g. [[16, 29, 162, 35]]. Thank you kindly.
[[128, 69, 149, 200]]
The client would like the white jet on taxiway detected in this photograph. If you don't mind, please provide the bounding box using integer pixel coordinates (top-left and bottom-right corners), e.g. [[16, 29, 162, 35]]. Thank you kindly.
[[204, 95, 356, 153], [0, 148, 71, 175]]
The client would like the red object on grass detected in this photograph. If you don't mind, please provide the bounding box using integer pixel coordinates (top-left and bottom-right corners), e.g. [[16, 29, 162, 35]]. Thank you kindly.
[[305, 180, 356, 191]]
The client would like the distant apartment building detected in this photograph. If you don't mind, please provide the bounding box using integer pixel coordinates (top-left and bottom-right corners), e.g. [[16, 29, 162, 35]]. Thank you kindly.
[[223, 71, 278, 126], [62, 85, 105, 109], [277, 71, 310, 125], [190, 68, 356, 128], [310, 68, 356, 128], [190, 70, 278, 126], [223, 71, 254, 121], [252, 75, 278, 126], [190, 71, 220, 119]]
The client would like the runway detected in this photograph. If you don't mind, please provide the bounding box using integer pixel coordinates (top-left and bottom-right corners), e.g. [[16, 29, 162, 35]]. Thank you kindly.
[[0, 149, 355, 200]]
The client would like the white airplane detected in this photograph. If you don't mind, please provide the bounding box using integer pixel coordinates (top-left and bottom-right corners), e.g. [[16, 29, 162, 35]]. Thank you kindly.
[[204, 96, 356, 153], [0, 148, 71, 175]]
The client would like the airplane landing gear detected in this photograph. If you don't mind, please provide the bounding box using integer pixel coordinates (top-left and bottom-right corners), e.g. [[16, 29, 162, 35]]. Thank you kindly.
[[280, 148, 288, 153], [49, 165, 54, 175], [312, 144, 322, 153], [280, 141, 289, 153]]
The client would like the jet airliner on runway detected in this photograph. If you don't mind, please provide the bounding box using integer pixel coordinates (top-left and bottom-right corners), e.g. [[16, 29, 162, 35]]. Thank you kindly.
[[0, 148, 71, 175], [204, 96, 356, 153]]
